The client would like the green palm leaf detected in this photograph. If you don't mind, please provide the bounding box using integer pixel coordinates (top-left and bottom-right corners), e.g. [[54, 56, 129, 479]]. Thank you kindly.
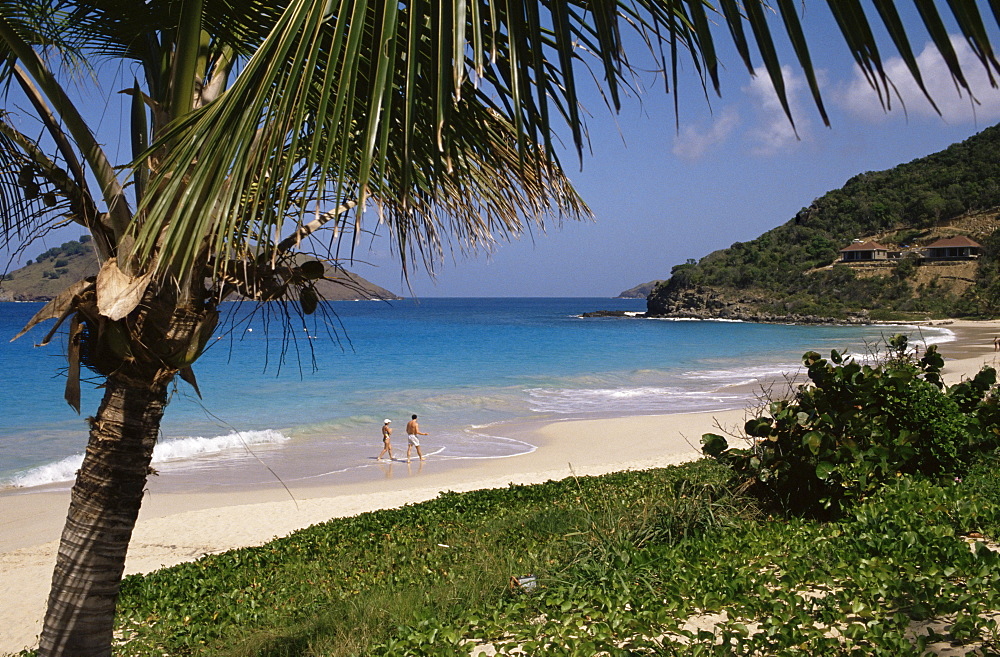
[[3, 0, 998, 287]]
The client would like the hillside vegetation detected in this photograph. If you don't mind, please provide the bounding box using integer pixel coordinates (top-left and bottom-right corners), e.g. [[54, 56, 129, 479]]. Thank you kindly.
[[1, 238, 400, 302], [647, 124, 1000, 321]]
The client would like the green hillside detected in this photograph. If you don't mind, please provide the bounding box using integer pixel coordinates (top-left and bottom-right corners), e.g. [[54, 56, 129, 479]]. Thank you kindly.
[[647, 124, 1000, 321], [1, 238, 400, 302]]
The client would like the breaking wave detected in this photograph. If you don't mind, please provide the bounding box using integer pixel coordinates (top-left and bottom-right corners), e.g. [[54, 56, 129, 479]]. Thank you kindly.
[[2, 429, 289, 489]]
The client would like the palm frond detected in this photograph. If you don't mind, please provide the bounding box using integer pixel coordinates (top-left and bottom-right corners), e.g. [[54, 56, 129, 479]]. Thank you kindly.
[[0, 115, 78, 250], [0, 1, 82, 87], [0, 9, 131, 238], [122, 0, 1000, 282], [131, 0, 690, 277]]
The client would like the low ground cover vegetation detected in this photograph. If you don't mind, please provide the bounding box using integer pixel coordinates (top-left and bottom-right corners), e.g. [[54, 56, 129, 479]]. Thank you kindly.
[[29, 338, 1000, 656]]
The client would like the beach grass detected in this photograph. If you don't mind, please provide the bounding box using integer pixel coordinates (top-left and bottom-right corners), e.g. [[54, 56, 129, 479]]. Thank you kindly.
[[92, 454, 1000, 656]]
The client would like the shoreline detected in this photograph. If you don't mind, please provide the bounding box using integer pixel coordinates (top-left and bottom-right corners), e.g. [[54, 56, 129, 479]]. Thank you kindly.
[[2, 319, 999, 654], [0, 407, 748, 654], [0, 315, 969, 492]]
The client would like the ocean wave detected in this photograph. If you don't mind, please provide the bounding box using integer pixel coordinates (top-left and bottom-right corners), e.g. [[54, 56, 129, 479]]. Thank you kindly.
[[3, 429, 289, 489], [839, 326, 955, 361], [287, 415, 400, 436], [391, 389, 531, 415], [152, 429, 289, 462], [3, 453, 85, 490], [922, 327, 956, 346], [526, 386, 747, 414], [859, 324, 955, 348], [682, 363, 800, 384]]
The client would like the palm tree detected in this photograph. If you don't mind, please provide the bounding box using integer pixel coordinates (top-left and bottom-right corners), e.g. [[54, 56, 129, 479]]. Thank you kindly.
[[0, 1, 996, 655]]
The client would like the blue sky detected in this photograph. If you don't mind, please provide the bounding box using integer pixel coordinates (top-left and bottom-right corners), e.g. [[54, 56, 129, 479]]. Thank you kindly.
[[346, 6, 1000, 298], [5, 5, 1000, 299]]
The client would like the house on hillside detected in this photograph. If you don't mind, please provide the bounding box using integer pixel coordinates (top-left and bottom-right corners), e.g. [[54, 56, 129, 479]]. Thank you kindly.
[[839, 240, 890, 262], [922, 236, 982, 260]]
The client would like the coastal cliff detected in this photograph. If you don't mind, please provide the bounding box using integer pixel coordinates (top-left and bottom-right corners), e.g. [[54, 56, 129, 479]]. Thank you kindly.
[[645, 282, 871, 324], [644, 124, 1000, 322]]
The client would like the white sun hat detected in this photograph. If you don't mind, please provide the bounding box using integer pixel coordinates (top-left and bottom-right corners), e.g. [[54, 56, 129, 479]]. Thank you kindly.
[[384, 419, 391, 423]]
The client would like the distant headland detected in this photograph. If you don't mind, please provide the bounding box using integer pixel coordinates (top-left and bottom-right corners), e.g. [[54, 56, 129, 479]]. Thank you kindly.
[[612, 124, 1000, 324], [1, 237, 400, 302]]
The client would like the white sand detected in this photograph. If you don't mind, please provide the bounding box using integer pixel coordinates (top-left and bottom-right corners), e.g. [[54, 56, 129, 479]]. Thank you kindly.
[[3, 319, 999, 655], [935, 319, 1000, 384]]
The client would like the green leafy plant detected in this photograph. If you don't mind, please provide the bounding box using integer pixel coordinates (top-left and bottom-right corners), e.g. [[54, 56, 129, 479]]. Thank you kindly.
[[703, 335, 1000, 516]]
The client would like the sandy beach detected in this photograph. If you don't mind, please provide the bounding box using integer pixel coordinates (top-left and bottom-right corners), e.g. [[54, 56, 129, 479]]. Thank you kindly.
[[3, 318, 1000, 655]]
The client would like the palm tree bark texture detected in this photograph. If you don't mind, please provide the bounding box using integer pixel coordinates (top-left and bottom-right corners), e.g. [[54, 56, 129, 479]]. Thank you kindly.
[[35, 284, 218, 654], [40, 379, 168, 655]]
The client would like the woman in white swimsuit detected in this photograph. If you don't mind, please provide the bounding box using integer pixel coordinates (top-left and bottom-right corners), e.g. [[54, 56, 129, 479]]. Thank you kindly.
[[377, 419, 393, 461]]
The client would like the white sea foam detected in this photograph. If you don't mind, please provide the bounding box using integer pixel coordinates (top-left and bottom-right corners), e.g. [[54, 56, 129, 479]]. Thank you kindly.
[[864, 324, 956, 348], [526, 386, 746, 414], [3, 429, 289, 489], [682, 363, 799, 384], [4, 454, 85, 490], [922, 327, 956, 346], [839, 325, 956, 361], [432, 434, 537, 460], [151, 430, 289, 462]]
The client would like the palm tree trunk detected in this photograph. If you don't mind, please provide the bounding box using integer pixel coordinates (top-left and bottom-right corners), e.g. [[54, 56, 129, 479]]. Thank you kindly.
[[37, 373, 171, 657]]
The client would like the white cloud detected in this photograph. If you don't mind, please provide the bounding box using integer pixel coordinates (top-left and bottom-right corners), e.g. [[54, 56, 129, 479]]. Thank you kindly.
[[671, 108, 740, 160], [744, 64, 814, 156], [670, 65, 818, 159], [838, 36, 1000, 124]]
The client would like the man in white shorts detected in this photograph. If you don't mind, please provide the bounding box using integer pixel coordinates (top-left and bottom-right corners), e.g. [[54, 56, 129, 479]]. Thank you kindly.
[[405, 414, 428, 462]]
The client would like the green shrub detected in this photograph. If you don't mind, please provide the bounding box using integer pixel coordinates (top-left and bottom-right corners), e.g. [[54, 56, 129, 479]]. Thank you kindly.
[[703, 335, 1000, 517], [894, 257, 916, 279]]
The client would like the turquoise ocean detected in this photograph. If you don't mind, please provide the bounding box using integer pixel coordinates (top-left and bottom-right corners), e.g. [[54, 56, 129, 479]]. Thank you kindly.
[[0, 298, 953, 492]]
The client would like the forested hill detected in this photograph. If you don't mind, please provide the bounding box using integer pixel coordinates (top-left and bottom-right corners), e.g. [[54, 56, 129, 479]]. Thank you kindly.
[[646, 123, 1000, 322], [1, 237, 400, 302]]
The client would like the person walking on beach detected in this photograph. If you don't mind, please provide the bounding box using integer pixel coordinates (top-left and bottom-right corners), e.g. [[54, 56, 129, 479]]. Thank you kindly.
[[406, 414, 428, 462], [377, 419, 394, 461]]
